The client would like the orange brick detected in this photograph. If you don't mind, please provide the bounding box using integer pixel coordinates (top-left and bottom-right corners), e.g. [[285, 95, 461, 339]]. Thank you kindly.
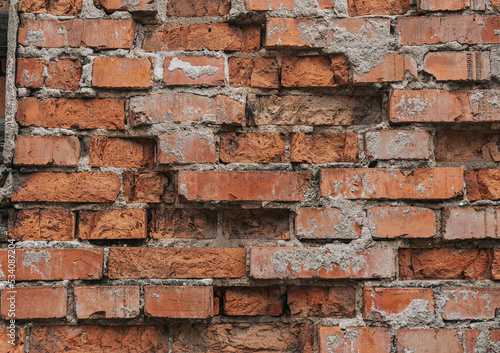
[[228, 57, 280, 88], [442, 207, 500, 240], [465, 169, 500, 201], [354, 54, 417, 83], [92, 58, 153, 89], [17, 58, 82, 90], [79, 209, 147, 239], [418, 0, 485, 12], [74, 286, 140, 319], [288, 286, 356, 318], [220, 133, 286, 163], [244, 0, 293, 10], [320, 168, 463, 200], [424, 52, 489, 81], [143, 23, 260, 52], [178, 171, 312, 202], [89, 136, 155, 168], [150, 208, 217, 239], [164, 56, 225, 86], [494, 249, 500, 279], [397, 329, 480, 353], [442, 287, 500, 320], [493, 0, 500, 11], [318, 0, 334, 8], [0, 327, 24, 353], [18, 0, 82, 15], [108, 247, 246, 279], [16, 58, 44, 88], [95, 0, 157, 13], [435, 130, 500, 162], [349, 0, 409, 15], [145, 286, 214, 318], [319, 327, 391, 353], [223, 287, 283, 316], [166, 0, 230, 16], [122, 172, 175, 203], [17, 97, 125, 130], [12, 172, 120, 203], [1, 287, 66, 319], [295, 207, 361, 239], [157, 132, 217, 164], [368, 207, 436, 239], [8, 209, 75, 241], [365, 130, 430, 160], [282, 55, 348, 88], [14, 135, 80, 166], [221, 209, 289, 240], [363, 288, 434, 319], [291, 133, 358, 163], [250, 246, 395, 279]]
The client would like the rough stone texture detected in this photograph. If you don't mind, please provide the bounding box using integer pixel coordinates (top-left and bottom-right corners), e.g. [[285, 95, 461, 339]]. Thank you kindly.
[[1, 287, 67, 319], [222, 209, 289, 239], [92, 58, 154, 89], [354, 54, 417, 83], [465, 169, 500, 201], [368, 207, 436, 239], [435, 130, 500, 162], [396, 329, 480, 353], [288, 286, 356, 318], [290, 133, 358, 163], [349, 0, 410, 15], [164, 56, 225, 86], [282, 55, 348, 88], [150, 208, 217, 239], [122, 172, 175, 203], [223, 287, 284, 316], [442, 207, 500, 240], [8, 209, 75, 241], [18, 0, 82, 15], [318, 327, 391, 353], [295, 207, 361, 239], [424, 52, 490, 81], [166, 0, 231, 16], [228, 57, 280, 88], [74, 286, 140, 319], [220, 133, 286, 163], [157, 132, 217, 164], [144, 286, 213, 318], [79, 209, 147, 240], [89, 136, 155, 169], [441, 287, 500, 320], [364, 130, 430, 160], [95, 0, 157, 13]]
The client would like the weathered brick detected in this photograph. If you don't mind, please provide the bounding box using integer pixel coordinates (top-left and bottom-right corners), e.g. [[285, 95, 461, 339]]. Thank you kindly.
[[349, 0, 410, 15], [166, 0, 231, 16], [396, 329, 481, 353], [45, 60, 82, 90], [30, 326, 169, 353], [178, 171, 312, 202], [228, 57, 280, 88], [291, 133, 358, 163], [14, 135, 80, 166], [164, 56, 225, 86], [108, 247, 246, 278], [92, 58, 153, 89], [354, 54, 417, 83], [223, 287, 283, 316], [399, 248, 493, 280], [19, 0, 82, 16], [0, 327, 24, 353], [493, 0, 500, 11], [8, 209, 75, 241], [145, 286, 213, 318], [442, 207, 500, 240], [1, 287, 66, 319], [365, 130, 430, 160], [12, 172, 120, 202], [318, 0, 334, 8], [368, 207, 436, 239], [492, 330, 500, 345], [288, 286, 356, 318], [150, 208, 217, 239], [157, 132, 217, 164], [222, 209, 289, 240], [250, 246, 395, 279], [435, 130, 500, 162], [281, 55, 348, 88], [424, 52, 490, 81], [172, 323, 313, 353], [79, 209, 147, 240], [130, 93, 244, 126], [493, 249, 500, 279], [320, 168, 463, 200], [398, 16, 500, 46], [418, 0, 485, 12], [89, 136, 155, 168], [220, 133, 286, 163], [122, 172, 175, 203], [442, 287, 500, 320], [465, 169, 500, 201], [17, 97, 125, 130], [295, 207, 361, 240], [244, 0, 293, 10], [252, 95, 382, 126], [266, 18, 320, 48], [143, 23, 260, 52], [95, 0, 157, 13], [319, 327, 391, 353], [363, 288, 434, 320], [16, 58, 44, 88], [74, 286, 140, 319]]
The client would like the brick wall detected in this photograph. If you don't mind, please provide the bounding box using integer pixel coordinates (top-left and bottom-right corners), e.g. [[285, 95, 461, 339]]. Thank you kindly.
[[2, 0, 500, 351]]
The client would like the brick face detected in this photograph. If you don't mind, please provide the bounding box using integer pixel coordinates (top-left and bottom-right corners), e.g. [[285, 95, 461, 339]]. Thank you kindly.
[[1, 287, 67, 319], [74, 286, 140, 319], [288, 286, 356, 318], [223, 287, 284, 316], [8, 209, 75, 241], [145, 286, 214, 318], [281, 56, 348, 88]]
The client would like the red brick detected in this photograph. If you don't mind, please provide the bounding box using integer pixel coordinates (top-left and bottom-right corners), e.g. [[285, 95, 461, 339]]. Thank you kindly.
[[244, 0, 293, 10], [95, 0, 156, 13], [150, 208, 217, 239], [220, 133, 286, 163], [290, 133, 358, 163], [178, 171, 312, 202], [166, 0, 231, 16], [320, 168, 463, 200], [494, 249, 500, 280], [122, 172, 175, 204], [0, 248, 103, 281], [79, 209, 147, 240], [157, 132, 217, 164], [399, 248, 493, 280], [74, 286, 140, 319], [108, 247, 246, 279], [223, 287, 283, 316], [12, 172, 120, 203], [396, 329, 480, 353], [354, 54, 417, 83], [365, 130, 430, 160], [319, 327, 391, 353], [145, 286, 214, 318], [14, 135, 80, 166], [164, 56, 225, 86], [442, 207, 500, 240], [493, 0, 500, 11], [16, 58, 44, 88], [0, 327, 24, 353], [492, 330, 500, 344], [363, 288, 434, 319], [17, 59, 82, 90], [228, 57, 280, 88], [465, 169, 500, 201], [442, 287, 500, 320], [281, 55, 348, 88], [295, 207, 361, 240], [92, 58, 153, 89], [368, 207, 436, 239], [89, 136, 155, 168], [250, 246, 395, 279], [435, 130, 500, 162], [349, 0, 409, 15], [398, 15, 500, 46], [8, 209, 75, 241], [143, 23, 260, 52], [288, 286, 356, 318], [1, 287, 66, 319], [17, 97, 125, 130], [130, 93, 244, 127], [19, 0, 81, 15], [18, 19, 135, 49], [418, 0, 485, 12], [424, 52, 489, 81], [30, 326, 169, 353], [318, 0, 334, 8], [222, 209, 289, 240]]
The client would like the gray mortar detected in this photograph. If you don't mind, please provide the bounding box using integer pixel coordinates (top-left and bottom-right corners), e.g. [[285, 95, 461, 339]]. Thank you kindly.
[[167, 57, 220, 79], [81, 0, 107, 18]]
